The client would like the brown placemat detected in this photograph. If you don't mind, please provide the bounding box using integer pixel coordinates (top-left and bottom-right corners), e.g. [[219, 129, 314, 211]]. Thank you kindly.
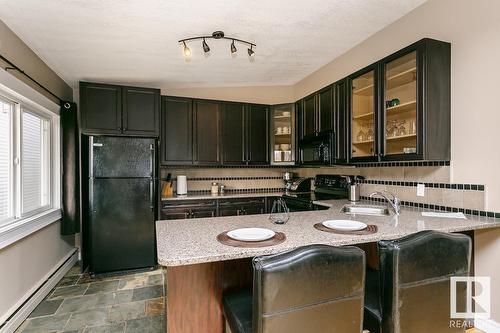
[[314, 223, 378, 235], [217, 231, 286, 248]]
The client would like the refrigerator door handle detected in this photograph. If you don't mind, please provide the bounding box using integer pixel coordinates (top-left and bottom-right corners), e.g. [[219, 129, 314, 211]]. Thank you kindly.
[[149, 177, 154, 211]]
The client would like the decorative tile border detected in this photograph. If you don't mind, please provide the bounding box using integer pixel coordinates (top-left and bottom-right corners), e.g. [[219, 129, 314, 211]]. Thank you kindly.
[[162, 176, 283, 181], [360, 179, 485, 191], [161, 161, 450, 169], [184, 188, 284, 195], [161, 165, 287, 169], [356, 161, 450, 168], [361, 196, 500, 218]]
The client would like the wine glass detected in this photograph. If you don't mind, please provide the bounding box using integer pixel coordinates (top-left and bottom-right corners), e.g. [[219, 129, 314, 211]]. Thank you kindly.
[[397, 120, 407, 136], [367, 123, 374, 141], [356, 124, 366, 142]]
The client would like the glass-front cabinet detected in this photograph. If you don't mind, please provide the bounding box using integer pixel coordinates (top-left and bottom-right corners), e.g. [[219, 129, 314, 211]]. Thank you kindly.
[[270, 104, 295, 165], [347, 38, 451, 163], [350, 67, 378, 161], [383, 51, 418, 157]]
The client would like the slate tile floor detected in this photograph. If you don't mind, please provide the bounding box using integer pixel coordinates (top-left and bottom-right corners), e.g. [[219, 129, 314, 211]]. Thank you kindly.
[[16, 264, 165, 333]]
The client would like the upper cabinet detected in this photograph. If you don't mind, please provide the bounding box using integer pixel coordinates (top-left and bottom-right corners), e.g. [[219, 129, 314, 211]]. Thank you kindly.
[[270, 104, 295, 165], [220, 102, 245, 165], [193, 100, 220, 165], [347, 38, 450, 163], [349, 65, 379, 162], [247, 104, 269, 165], [335, 79, 349, 164], [161, 97, 269, 166], [80, 82, 160, 136], [298, 85, 335, 139], [161, 97, 193, 165]]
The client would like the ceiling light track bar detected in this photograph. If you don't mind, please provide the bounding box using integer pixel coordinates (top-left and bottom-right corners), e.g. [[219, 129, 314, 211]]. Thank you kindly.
[[178, 36, 256, 47]]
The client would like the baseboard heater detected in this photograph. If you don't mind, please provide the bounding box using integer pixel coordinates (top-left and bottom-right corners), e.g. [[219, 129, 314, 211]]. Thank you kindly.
[[0, 248, 78, 333]]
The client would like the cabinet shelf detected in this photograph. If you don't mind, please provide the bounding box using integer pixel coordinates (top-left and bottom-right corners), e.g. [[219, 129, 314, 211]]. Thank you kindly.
[[353, 84, 374, 96], [386, 100, 416, 114], [353, 112, 374, 120], [353, 133, 416, 146], [274, 115, 291, 119], [274, 133, 291, 136], [386, 133, 417, 141], [387, 67, 416, 90]]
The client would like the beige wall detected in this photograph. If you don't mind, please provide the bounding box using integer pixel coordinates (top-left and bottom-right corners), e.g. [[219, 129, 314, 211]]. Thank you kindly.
[[0, 18, 75, 325], [293, 0, 500, 323], [0, 19, 73, 102], [0, 223, 74, 323], [163, 85, 293, 105]]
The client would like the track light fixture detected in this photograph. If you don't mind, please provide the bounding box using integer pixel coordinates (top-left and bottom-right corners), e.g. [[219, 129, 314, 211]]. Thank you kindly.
[[179, 31, 256, 58]]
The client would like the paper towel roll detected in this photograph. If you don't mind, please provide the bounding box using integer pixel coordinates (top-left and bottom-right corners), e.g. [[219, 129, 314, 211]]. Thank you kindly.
[[176, 175, 187, 195]]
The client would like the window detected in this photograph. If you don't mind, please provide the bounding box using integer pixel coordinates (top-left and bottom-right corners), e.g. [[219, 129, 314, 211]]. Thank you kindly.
[[0, 93, 55, 227]]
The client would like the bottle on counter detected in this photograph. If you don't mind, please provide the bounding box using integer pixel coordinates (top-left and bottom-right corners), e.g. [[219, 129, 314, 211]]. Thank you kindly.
[[219, 185, 225, 194], [211, 182, 219, 195]]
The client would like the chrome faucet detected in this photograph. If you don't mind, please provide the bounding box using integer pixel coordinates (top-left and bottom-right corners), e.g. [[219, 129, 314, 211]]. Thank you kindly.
[[369, 190, 401, 215]]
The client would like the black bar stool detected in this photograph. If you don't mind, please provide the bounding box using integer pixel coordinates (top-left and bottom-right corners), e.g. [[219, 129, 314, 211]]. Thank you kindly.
[[364, 230, 471, 333], [223, 244, 366, 333]]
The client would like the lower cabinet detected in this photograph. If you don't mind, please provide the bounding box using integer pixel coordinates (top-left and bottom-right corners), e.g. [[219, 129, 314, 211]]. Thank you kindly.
[[161, 200, 217, 220], [218, 198, 266, 217], [161, 197, 270, 220]]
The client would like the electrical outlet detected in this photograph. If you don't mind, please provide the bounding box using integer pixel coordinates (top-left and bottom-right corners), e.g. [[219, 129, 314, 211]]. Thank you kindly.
[[417, 183, 425, 197]]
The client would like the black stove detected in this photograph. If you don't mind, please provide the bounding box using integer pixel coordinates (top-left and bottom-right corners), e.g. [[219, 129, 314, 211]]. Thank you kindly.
[[282, 175, 349, 212]]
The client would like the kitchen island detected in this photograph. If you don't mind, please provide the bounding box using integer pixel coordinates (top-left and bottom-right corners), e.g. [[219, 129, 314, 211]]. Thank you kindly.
[[156, 199, 500, 333]]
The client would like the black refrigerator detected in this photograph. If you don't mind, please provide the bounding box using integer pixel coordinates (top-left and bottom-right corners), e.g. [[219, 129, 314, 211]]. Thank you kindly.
[[84, 136, 157, 275]]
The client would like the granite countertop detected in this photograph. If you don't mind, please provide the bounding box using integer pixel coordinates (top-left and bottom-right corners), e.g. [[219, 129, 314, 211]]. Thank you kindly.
[[155, 199, 500, 267], [161, 191, 283, 201]]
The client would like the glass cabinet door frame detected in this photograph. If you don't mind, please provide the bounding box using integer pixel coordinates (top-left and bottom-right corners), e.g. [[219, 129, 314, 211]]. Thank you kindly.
[[270, 103, 296, 165], [347, 62, 381, 163], [379, 42, 425, 161]]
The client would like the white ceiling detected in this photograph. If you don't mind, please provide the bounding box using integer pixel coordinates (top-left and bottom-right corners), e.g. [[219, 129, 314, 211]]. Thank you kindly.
[[0, 0, 426, 89]]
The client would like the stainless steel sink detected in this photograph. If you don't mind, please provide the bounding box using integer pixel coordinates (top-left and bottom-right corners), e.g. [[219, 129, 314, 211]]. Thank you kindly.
[[341, 204, 390, 216]]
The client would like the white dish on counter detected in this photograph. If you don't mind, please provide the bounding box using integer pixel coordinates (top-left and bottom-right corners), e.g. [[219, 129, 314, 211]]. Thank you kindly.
[[227, 228, 276, 242], [322, 220, 367, 231]]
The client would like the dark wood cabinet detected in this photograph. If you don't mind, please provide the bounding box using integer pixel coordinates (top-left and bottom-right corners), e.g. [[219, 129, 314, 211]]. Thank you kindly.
[[347, 38, 450, 163], [299, 85, 335, 139], [122, 87, 160, 136], [161, 98, 269, 166], [161, 197, 266, 220], [161, 97, 193, 165], [303, 94, 316, 137], [80, 82, 160, 136], [80, 82, 121, 134], [160, 200, 217, 220], [218, 198, 266, 216], [193, 100, 221, 165], [247, 104, 269, 165], [221, 102, 246, 164], [318, 86, 334, 132], [335, 79, 349, 163]]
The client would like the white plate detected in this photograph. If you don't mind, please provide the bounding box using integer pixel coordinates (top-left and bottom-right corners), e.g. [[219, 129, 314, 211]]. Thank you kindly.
[[227, 228, 276, 242], [322, 220, 367, 231]]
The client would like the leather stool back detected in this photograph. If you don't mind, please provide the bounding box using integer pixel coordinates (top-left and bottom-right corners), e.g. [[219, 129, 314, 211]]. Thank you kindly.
[[252, 244, 366, 333], [378, 231, 471, 333]]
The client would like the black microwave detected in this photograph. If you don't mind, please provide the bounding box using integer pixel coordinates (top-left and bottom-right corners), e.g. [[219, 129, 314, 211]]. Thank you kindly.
[[298, 131, 335, 165]]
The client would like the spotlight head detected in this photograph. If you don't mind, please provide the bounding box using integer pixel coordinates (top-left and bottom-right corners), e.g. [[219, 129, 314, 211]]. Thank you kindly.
[[202, 38, 210, 53], [247, 46, 255, 57], [183, 41, 191, 57]]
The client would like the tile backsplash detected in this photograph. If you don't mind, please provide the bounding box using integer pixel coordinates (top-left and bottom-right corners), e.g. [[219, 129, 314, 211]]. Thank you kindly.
[[161, 164, 487, 212]]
